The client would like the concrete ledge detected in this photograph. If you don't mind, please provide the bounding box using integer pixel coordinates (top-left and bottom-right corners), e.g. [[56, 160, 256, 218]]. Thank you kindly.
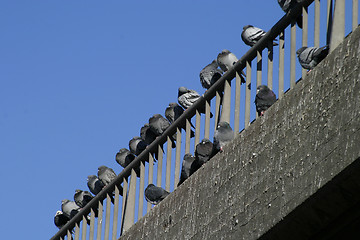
[[119, 26, 360, 240]]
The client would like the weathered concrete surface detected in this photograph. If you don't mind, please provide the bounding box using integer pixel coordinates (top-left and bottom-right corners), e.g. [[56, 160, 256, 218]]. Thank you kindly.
[[119, 27, 360, 240]]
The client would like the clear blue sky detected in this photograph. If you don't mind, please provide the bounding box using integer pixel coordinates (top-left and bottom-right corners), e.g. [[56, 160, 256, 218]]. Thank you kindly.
[[0, 1, 356, 239]]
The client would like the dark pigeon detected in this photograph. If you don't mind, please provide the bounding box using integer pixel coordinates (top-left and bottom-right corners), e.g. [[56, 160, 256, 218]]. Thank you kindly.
[[178, 87, 213, 118], [278, 0, 303, 28], [217, 50, 246, 83], [61, 199, 81, 219], [165, 102, 195, 137], [241, 25, 278, 47], [144, 184, 170, 205], [129, 136, 148, 156], [87, 175, 105, 196], [213, 122, 234, 153], [149, 114, 176, 148], [54, 210, 70, 230], [97, 165, 117, 186], [178, 153, 196, 186], [296, 46, 329, 70], [140, 124, 160, 161], [191, 139, 214, 174], [74, 189, 94, 208], [199, 60, 223, 89], [255, 85, 277, 116], [115, 148, 140, 176]]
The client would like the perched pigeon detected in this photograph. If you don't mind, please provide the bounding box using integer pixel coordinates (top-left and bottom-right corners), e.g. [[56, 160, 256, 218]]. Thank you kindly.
[[140, 123, 157, 146], [149, 114, 176, 148], [278, 0, 303, 28], [54, 210, 70, 230], [129, 136, 148, 156], [144, 184, 170, 205], [74, 189, 94, 208], [98, 165, 117, 186], [115, 148, 140, 176], [178, 87, 213, 118], [216, 50, 246, 83], [61, 199, 81, 219], [255, 85, 277, 116], [213, 122, 234, 153], [296, 46, 329, 70], [178, 153, 196, 186], [165, 102, 195, 137], [199, 60, 224, 89], [241, 25, 278, 47], [87, 175, 105, 196], [191, 139, 214, 175]]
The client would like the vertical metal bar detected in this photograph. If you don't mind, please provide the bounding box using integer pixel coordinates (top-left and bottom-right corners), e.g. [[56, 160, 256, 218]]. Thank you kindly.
[[124, 170, 136, 232], [279, 31, 285, 99], [256, 51, 262, 87], [112, 185, 120, 240], [165, 136, 172, 192], [60, 236, 64, 240], [214, 91, 221, 132], [327, 0, 333, 46], [302, 6, 309, 78], [185, 119, 191, 154], [147, 154, 154, 212], [290, 21, 296, 88], [96, 200, 103, 240], [267, 45, 273, 90], [67, 230, 73, 240], [244, 61, 251, 129], [353, 0, 359, 31], [314, 0, 321, 47], [104, 193, 112, 240], [89, 208, 95, 240], [156, 145, 164, 186], [204, 100, 210, 139], [120, 178, 127, 236], [234, 72, 241, 134], [81, 216, 87, 240], [74, 222, 80, 240], [194, 110, 201, 148], [174, 127, 182, 188], [330, 0, 345, 51], [137, 161, 145, 220], [220, 80, 231, 123]]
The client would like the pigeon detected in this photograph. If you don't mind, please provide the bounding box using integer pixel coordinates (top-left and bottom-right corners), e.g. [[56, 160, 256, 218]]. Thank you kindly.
[[98, 165, 117, 186], [199, 60, 224, 89], [54, 210, 70, 230], [87, 175, 105, 196], [129, 136, 148, 156], [191, 139, 214, 174], [149, 114, 176, 148], [178, 153, 196, 186], [165, 102, 195, 137], [216, 50, 246, 83], [255, 85, 277, 116], [241, 25, 278, 47], [213, 122, 234, 153], [115, 148, 140, 176], [178, 87, 213, 118], [296, 46, 329, 70], [277, 0, 303, 28], [74, 189, 94, 208], [61, 199, 81, 219], [144, 184, 170, 205], [140, 123, 157, 146]]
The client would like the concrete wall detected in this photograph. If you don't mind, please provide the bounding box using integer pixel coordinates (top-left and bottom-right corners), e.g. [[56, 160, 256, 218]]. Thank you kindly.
[[119, 27, 360, 240]]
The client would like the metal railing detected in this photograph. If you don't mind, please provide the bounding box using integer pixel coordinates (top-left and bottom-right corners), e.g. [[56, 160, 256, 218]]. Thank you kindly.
[[51, 0, 358, 239]]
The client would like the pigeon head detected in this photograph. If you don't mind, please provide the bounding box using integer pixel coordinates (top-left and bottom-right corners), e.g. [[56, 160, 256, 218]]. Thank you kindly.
[[87, 175, 97, 182], [75, 189, 82, 194], [118, 148, 129, 154], [151, 114, 162, 119], [168, 102, 178, 107], [61, 199, 70, 205], [200, 138, 211, 144], [147, 183, 155, 188], [178, 87, 189, 96], [296, 47, 307, 56], [183, 153, 194, 160], [256, 85, 270, 94], [243, 25, 253, 30], [221, 49, 231, 54], [98, 165, 107, 172], [217, 121, 231, 129], [55, 211, 63, 216]]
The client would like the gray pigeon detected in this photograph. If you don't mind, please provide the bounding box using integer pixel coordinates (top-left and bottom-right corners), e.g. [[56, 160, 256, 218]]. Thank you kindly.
[[144, 184, 170, 205], [278, 0, 303, 28], [296, 46, 329, 70], [199, 60, 224, 89], [191, 139, 214, 174], [61, 199, 81, 219], [115, 148, 140, 176], [241, 25, 278, 47], [129, 136, 148, 156], [97, 165, 117, 186], [178, 87, 213, 118], [54, 210, 70, 230], [148, 114, 176, 148], [255, 85, 277, 116], [165, 102, 195, 137], [74, 189, 94, 208], [213, 122, 234, 153], [217, 50, 246, 83], [140, 123, 157, 146], [178, 153, 196, 186], [87, 175, 105, 196]]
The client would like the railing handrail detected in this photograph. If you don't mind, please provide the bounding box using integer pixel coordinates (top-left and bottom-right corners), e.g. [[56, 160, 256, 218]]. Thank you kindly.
[[50, 0, 315, 239]]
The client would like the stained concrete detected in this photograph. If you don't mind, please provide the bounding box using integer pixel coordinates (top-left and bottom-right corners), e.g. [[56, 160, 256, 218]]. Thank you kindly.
[[119, 26, 360, 240]]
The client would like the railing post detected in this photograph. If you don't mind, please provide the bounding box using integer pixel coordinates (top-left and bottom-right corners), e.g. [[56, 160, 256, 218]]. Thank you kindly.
[[330, 0, 345, 51], [353, 0, 359, 31], [220, 80, 231, 123], [244, 61, 251, 129], [147, 154, 154, 212], [302, 6, 309, 79], [279, 30, 285, 99], [234, 72, 241, 134], [137, 161, 145, 220], [174, 127, 182, 188], [314, 0, 321, 47], [290, 20, 296, 88], [123, 170, 136, 232], [165, 136, 172, 192], [112, 185, 121, 240], [96, 200, 104, 240]]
